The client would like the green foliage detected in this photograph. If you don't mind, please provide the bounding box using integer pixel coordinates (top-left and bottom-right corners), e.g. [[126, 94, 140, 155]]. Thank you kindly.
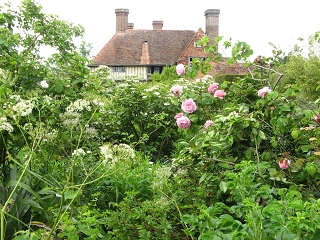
[[1, 1, 320, 239], [215, 74, 243, 84], [150, 65, 179, 83]]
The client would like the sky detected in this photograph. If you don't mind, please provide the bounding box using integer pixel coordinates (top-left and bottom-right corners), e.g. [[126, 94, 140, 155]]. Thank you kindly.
[[4, 0, 320, 59]]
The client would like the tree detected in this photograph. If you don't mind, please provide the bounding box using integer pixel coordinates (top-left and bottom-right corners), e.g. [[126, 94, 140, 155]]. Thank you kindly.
[[0, 0, 88, 91]]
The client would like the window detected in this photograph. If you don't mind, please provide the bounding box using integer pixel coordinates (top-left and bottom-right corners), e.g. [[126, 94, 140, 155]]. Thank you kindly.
[[112, 66, 126, 72]]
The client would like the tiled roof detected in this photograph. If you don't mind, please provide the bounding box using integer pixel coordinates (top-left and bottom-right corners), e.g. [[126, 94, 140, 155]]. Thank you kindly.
[[91, 30, 196, 66]]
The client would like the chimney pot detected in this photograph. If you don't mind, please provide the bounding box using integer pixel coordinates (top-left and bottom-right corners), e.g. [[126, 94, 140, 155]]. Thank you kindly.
[[152, 20, 163, 30], [128, 23, 134, 29]]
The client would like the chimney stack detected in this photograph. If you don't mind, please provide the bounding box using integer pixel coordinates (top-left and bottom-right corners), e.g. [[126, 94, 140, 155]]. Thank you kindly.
[[152, 20, 163, 30], [128, 23, 134, 29], [115, 8, 129, 32], [204, 9, 220, 47]]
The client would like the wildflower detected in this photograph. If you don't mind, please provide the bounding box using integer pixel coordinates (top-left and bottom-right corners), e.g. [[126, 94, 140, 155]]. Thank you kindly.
[[40, 80, 49, 89], [12, 100, 34, 116], [176, 116, 191, 129], [279, 158, 291, 169], [72, 148, 86, 157], [214, 89, 226, 99], [176, 64, 185, 76], [66, 99, 91, 112], [170, 85, 183, 97], [270, 107, 275, 111], [181, 98, 197, 113], [208, 83, 219, 94], [0, 117, 13, 132], [258, 86, 272, 98], [203, 120, 213, 129], [174, 113, 184, 119]]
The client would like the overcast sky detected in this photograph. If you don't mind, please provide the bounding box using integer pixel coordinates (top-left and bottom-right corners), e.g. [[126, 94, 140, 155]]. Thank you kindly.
[[4, 0, 320, 58]]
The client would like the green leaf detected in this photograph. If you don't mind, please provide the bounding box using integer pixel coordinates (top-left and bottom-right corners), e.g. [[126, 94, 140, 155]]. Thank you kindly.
[[54, 81, 63, 93], [220, 181, 227, 193], [258, 130, 266, 140], [19, 199, 43, 209], [291, 129, 300, 139]]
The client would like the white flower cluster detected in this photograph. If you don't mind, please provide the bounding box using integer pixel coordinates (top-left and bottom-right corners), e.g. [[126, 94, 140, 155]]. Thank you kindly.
[[151, 165, 172, 190], [100, 143, 135, 165], [43, 95, 53, 105], [59, 111, 81, 127], [40, 80, 49, 89], [12, 99, 34, 117], [113, 143, 135, 160], [72, 148, 86, 157], [85, 126, 97, 137], [43, 129, 58, 142], [0, 117, 13, 132], [66, 99, 91, 112], [100, 144, 113, 163]]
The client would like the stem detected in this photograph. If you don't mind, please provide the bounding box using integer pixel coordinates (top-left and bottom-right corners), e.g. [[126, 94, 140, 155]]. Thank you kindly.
[[0, 154, 33, 240]]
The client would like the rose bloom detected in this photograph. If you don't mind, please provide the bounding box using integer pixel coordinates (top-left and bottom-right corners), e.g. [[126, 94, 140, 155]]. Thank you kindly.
[[214, 90, 226, 99], [208, 83, 219, 94], [176, 116, 191, 129], [174, 113, 184, 119], [279, 158, 291, 169], [170, 85, 183, 97], [258, 86, 272, 98], [176, 64, 185, 76], [204, 120, 213, 129], [181, 98, 197, 113]]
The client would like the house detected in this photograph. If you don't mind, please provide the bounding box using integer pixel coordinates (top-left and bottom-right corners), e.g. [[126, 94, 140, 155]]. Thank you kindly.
[[90, 8, 248, 80]]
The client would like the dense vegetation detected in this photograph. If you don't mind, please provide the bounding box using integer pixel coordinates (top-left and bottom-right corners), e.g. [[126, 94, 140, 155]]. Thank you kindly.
[[1, 1, 320, 239]]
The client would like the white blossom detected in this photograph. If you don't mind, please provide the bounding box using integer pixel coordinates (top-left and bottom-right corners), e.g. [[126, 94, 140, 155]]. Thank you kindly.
[[0, 117, 13, 132], [12, 100, 34, 116], [40, 80, 49, 89]]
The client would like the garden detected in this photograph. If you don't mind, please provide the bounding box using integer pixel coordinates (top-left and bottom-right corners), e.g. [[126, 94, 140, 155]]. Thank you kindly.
[[1, 1, 320, 239]]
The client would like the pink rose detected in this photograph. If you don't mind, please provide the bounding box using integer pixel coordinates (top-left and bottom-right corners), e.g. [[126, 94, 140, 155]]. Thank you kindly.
[[214, 90, 226, 99], [170, 85, 183, 97], [258, 87, 272, 98], [208, 83, 219, 94], [176, 116, 191, 129], [174, 113, 184, 119], [181, 98, 197, 113], [176, 64, 185, 76], [204, 120, 213, 129], [270, 107, 275, 111], [279, 158, 291, 169]]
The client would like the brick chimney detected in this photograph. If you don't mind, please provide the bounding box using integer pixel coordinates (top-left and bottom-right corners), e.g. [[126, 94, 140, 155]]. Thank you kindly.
[[152, 20, 163, 30], [115, 8, 129, 32], [204, 9, 220, 46], [128, 23, 134, 29]]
